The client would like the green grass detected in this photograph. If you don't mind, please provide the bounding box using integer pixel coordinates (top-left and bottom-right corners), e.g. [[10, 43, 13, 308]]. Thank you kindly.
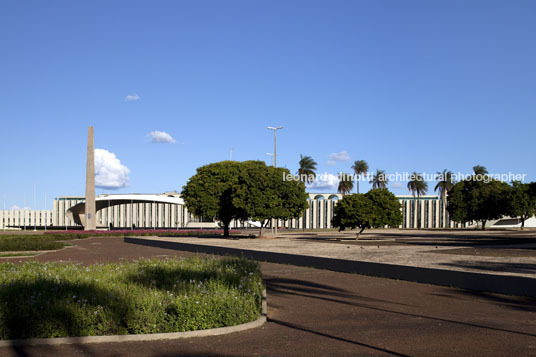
[[0, 257, 263, 339], [0, 252, 39, 257], [0, 236, 67, 252]]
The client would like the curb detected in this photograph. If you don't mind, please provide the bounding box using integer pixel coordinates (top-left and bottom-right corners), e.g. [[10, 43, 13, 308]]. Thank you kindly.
[[0, 290, 267, 347], [125, 237, 536, 298]]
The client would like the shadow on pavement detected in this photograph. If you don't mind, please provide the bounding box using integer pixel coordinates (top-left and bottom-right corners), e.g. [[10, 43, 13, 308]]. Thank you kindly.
[[438, 261, 536, 275], [265, 277, 412, 306], [268, 318, 410, 357], [267, 279, 536, 338], [432, 288, 536, 313]]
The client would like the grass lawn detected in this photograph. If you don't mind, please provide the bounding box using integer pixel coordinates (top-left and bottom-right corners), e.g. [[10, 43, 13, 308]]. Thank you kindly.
[[0, 257, 263, 339], [0, 229, 235, 252], [0, 235, 69, 252]]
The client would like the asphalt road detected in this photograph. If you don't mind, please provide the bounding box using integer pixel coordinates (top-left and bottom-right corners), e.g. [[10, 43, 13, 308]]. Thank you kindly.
[[1, 237, 535, 356]]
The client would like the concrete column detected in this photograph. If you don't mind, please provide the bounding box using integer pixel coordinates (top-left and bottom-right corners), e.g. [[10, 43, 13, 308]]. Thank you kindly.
[[85, 126, 96, 230]]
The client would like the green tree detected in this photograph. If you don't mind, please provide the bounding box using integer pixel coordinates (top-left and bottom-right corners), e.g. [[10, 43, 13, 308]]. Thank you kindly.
[[233, 161, 308, 237], [351, 160, 368, 194], [297, 155, 317, 184], [182, 161, 308, 238], [473, 165, 488, 175], [447, 177, 510, 230], [507, 181, 536, 229], [181, 161, 245, 237], [370, 169, 388, 189], [435, 169, 455, 203], [337, 172, 354, 195], [407, 172, 429, 229], [332, 188, 402, 239]]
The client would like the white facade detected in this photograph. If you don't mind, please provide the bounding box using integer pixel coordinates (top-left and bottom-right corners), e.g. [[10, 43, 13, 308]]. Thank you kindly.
[[2, 192, 533, 230], [0, 209, 52, 230]]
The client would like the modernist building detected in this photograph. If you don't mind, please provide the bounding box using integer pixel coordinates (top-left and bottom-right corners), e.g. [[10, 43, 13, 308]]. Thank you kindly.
[[56, 192, 466, 230], [2, 191, 532, 230], [0, 209, 52, 230]]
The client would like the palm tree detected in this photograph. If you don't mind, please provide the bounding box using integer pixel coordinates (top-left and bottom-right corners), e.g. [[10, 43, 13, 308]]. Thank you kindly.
[[351, 160, 368, 194], [370, 169, 388, 189], [473, 165, 488, 175], [337, 172, 354, 195], [297, 155, 317, 184], [434, 169, 455, 213], [407, 172, 428, 229]]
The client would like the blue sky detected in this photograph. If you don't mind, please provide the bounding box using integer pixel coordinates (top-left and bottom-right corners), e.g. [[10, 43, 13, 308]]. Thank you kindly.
[[1, 0, 535, 209]]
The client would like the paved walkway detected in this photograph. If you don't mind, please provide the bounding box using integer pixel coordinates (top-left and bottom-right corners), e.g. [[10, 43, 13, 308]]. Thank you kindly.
[[1, 237, 535, 356], [136, 230, 536, 278]]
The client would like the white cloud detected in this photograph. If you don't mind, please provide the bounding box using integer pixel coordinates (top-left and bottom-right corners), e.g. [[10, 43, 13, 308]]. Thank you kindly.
[[124, 94, 140, 102], [148, 131, 176, 144], [327, 151, 350, 166], [9, 205, 31, 210], [308, 173, 340, 191], [390, 182, 403, 189], [95, 149, 130, 189]]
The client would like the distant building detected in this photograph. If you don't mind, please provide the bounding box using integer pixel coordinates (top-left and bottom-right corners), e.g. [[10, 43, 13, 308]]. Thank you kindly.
[[1, 192, 533, 230]]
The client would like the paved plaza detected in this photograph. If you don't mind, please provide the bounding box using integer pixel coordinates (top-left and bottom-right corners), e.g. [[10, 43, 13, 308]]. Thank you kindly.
[[0, 231, 534, 356], [143, 229, 536, 278]]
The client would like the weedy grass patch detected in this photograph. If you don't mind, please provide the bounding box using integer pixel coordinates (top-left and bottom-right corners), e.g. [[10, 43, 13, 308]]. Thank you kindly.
[[0, 257, 263, 339], [0, 236, 67, 252]]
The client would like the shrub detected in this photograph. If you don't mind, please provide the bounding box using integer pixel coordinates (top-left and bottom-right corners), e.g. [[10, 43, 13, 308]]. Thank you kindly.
[[0, 257, 263, 339]]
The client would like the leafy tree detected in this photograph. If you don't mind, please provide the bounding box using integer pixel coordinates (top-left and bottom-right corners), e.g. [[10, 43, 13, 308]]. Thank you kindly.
[[332, 188, 402, 239], [181, 161, 245, 237], [297, 155, 317, 184], [507, 181, 536, 229], [447, 177, 510, 230], [233, 161, 308, 237], [351, 160, 368, 194], [473, 165, 488, 175], [370, 169, 388, 189], [407, 172, 428, 229], [182, 160, 308, 238], [337, 172, 354, 195]]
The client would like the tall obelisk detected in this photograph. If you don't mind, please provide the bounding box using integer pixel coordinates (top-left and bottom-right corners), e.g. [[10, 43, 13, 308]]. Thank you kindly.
[[85, 126, 96, 230]]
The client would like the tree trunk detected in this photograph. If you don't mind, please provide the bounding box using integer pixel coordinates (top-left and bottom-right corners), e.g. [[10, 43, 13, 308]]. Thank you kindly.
[[417, 196, 421, 230], [521, 217, 525, 230], [258, 220, 266, 238], [355, 226, 366, 240], [356, 179, 360, 194], [481, 220, 486, 231], [223, 222, 230, 237]]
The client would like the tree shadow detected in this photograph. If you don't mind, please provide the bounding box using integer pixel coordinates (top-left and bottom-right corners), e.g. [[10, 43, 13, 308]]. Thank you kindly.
[[0, 279, 132, 340], [430, 288, 536, 313], [266, 281, 536, 338], [265, 277, 411, 306], [268, 317, 411, 356], [125, 258, 257, 292], [437, 260, 536, 275]]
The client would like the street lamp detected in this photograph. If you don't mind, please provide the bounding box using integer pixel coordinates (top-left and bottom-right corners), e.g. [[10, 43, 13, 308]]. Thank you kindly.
[[266, 153, 274, 166], [266, 126, 283, 167], [267, 126, 283, 236]]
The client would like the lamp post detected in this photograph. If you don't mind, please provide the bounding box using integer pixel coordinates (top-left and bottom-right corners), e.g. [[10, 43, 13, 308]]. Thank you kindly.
[[266, 153, 274, 166], [267, 126, 283, 236], [266, 126, 283, 167]]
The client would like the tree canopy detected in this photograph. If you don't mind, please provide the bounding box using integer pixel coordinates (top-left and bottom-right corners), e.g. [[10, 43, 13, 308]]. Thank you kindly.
[[182, 160, 308, 237], [233, 161, 308, 235], [181, 161, 244, 237], [447, 177, 510, 230], [332, 188, 402, 238], [507, 181, 536, 228], [351, 160, 368, 194], [297, 155, 317, 184]]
